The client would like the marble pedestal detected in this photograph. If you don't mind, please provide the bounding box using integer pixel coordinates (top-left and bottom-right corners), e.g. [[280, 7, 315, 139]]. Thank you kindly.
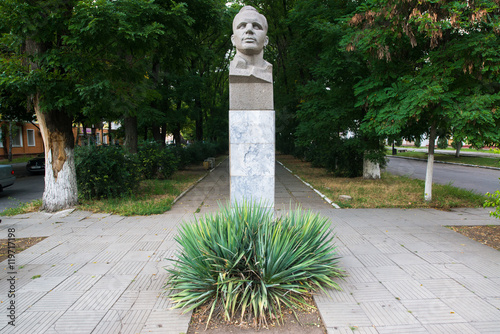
[[229, 78, 274, 208]]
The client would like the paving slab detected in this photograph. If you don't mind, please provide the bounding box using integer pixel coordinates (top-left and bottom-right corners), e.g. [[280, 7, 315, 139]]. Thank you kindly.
[[1, 157, 500, 333]]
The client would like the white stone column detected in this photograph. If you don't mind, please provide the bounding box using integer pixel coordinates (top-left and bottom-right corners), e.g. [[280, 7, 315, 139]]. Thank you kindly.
[[229, 77, 274, 208]]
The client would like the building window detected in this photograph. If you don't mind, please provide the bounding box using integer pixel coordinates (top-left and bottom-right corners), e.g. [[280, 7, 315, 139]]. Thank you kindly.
[[95, 133, 101, 145], [103, 134, 108, 145], [0, 129, 3, 147], [27, 129, 36, 147], [12, 127, 23, 147]]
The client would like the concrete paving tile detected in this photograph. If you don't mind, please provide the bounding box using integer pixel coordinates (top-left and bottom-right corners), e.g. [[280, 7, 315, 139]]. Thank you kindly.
[[400, 264, 450, 280], [382, 280, 435, 300], [486, 296, 500, 308], [367, 266, 413, 282], [92, 274, 135, 290], [351, 282, 395, 302], [142, 309, 191, 333], [70, 289, 122, 311], [29, 290, 84, 311], [47, 310, 106, 333], [121, 250, 155, 262], [130, 241, 162, 252], [338, 234, 368, 246], [90, 251, 127, 263], [343, 267, 378, 284], [327, 326, 378, 334], [339, 255, 365, 268], [127, 273, 167, 291], [424, 323, 481, 333], [470, 321, 500, 333], [443, 297, 500, 322], [346, 243, 382, 255], [401, 299, 467, 324], [316, 302, 372, 328], [459, 277, 500, 298], [107, 261, 146, 275], [386, 253, 427, 266], [0, 291, 45, 316], [376, 324, 428, 333], [77, 262, 115, 275], [111, 290, 140, 310], [372, 241, 411, 255], [130, 291, 162, 310], [356, 254, 395, 267], [53, 274, 102, 291], [421, 278, 475, 298], [59, 252, 100, 264], [360, 300, 419, 326], [432, 263, 483, 280], [19, 276, 66, 292], [0, 311, 64, 334], [413, 251, 458, 264]]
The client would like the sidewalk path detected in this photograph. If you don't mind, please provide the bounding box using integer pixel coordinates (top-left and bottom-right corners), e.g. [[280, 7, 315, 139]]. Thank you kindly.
[[1, 159, 499, 333]]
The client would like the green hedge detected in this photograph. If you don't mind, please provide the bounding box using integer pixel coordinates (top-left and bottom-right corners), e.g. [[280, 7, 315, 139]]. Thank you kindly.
[[75, 145, 139, 200]]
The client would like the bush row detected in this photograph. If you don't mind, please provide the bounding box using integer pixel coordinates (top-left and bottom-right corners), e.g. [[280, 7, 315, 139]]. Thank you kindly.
[[75, 141, 226, 200]]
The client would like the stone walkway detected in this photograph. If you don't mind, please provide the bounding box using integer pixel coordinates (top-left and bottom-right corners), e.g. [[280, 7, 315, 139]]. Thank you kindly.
[[1, 159, 499, 333]]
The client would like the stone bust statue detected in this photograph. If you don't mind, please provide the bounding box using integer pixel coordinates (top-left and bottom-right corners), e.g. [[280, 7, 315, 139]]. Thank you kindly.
[[230, 6, 272, 83]]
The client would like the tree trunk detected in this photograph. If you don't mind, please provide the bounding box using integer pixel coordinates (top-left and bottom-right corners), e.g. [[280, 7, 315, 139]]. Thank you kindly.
[[8, 121, 13, 161], [424, 123, 437, 202], [195, 99, 203, 141], [34, 94, 78, 212], [455, 141, 462, 158], [363, 153, 381, 179], [152, 125, 162, 144], [173, 124, 181, 147], [124, 115, 138, 153], [108, 121, 112, 144]]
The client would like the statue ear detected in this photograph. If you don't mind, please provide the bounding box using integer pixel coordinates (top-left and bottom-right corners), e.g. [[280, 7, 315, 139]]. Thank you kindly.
[[264, 36, 269, 47], [231, 34, 235, 46]]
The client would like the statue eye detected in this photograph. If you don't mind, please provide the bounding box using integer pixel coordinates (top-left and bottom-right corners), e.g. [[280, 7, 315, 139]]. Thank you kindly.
[[253, 23, 262, 30]]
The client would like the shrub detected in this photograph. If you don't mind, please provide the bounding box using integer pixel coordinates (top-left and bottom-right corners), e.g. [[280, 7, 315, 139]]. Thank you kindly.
[[414, 137, 421, 148], [437, 136, 449, 149], [75, 145, 139, 199], [485, 180, 500, 219], [137, 141, 179, 179], [166, 202, 344, 327]]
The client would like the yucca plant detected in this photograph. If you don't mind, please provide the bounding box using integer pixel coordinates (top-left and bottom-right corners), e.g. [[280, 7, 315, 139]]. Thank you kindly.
[[165, 202, 344, 328]]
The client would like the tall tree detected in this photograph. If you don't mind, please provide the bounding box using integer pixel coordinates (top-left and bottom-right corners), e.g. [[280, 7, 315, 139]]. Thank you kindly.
[[0, 0, 163, 211], [345, 0, 500, 200]]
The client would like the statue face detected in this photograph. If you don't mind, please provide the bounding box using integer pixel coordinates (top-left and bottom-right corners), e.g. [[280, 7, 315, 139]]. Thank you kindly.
[[231, 10, 269, 56]]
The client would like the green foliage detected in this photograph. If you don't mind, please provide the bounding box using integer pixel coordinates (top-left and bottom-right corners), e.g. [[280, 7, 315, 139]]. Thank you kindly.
[[166, 202, 343, 327], [137, 141, 179, 179], [414, 137, 422, 148], [485, 181, 500, 219], [437, 137, 449, 149], [75, 145, 139, 200], [173, 141, 226, 169]]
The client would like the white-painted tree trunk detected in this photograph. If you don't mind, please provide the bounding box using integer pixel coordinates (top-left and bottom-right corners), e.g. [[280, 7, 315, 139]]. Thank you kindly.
[[42, 147, 78, 212], [424, 124, 437, 202], [363, 155, 381, 179]]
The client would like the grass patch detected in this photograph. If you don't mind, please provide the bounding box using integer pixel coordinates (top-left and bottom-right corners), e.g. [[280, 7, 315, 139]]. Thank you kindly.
[[393, 152, 500, 168], [0, 199, 43, 216], [277, 154, 485, 210]]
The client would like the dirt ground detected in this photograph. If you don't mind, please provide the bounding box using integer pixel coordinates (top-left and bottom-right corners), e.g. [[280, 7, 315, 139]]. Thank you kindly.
[[448, 225, 500, 251], [186, 295, 326, 334], [0, 236, 47, 262]]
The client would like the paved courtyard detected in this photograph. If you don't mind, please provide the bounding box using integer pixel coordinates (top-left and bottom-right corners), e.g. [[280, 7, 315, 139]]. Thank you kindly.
[[1, 159, 500, 333]]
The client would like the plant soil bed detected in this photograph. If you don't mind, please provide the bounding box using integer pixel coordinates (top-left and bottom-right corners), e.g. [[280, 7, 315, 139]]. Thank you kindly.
[[187, 295, 326, 334], [0, 237, 47, 262], [449, 225, 500, 251]]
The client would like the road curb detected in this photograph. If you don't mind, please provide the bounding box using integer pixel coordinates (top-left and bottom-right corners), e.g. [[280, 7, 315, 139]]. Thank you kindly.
[[388, 155, 500, 171], [276, 160, 341, 209]]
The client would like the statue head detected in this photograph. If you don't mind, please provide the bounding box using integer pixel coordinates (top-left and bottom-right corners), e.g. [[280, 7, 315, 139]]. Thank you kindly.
[[231, 6, 269, 56]]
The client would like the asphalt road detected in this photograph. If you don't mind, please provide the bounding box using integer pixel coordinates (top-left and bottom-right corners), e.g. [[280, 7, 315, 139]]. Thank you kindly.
[[385, 156, 500, 195], [0, 163, 44, 212]]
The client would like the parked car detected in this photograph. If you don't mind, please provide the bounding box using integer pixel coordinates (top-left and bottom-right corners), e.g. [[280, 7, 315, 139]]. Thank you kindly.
[[26, 154, 45, 174], [0, 165, 15, 191]]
